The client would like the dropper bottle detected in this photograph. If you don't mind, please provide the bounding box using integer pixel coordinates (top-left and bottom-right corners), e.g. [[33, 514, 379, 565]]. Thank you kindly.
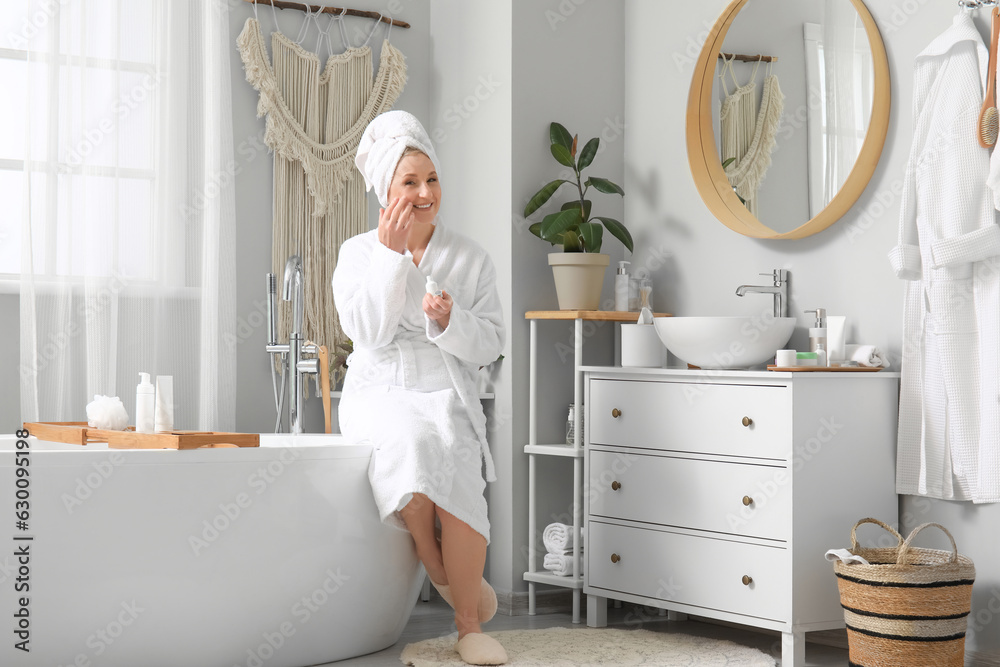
[[425, 275, 442, 297]]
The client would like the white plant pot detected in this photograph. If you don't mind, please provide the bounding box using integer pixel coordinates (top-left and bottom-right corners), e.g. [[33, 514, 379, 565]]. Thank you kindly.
[[548, 252, 609, 310]]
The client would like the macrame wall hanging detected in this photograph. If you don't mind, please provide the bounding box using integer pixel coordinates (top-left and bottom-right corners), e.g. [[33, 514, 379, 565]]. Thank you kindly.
[[718, 54, 784, 217], [238, 2, 408, 385]]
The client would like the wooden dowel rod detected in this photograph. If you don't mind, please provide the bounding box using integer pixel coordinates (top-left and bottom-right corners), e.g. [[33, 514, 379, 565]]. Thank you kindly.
[[718, 52, 778, 63], [243, 0, 411, 28]]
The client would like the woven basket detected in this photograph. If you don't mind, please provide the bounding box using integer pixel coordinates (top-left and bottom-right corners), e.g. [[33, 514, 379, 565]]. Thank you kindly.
[[833, 518, 976, 667]]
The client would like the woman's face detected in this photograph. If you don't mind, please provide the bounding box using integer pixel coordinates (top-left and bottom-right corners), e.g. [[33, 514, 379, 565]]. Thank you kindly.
[[387, 152, 441, 224]]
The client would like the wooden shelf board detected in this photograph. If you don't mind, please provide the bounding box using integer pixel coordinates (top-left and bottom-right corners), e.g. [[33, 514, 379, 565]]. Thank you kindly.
[[524, 443, 585, 458], [523, 570, 585, 589], [525, 310, 671, 322]]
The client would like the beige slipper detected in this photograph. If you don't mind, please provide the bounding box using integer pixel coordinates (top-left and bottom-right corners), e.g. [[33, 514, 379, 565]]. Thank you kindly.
[[454, 632, 508, 665], [430, 578, 497, 623]]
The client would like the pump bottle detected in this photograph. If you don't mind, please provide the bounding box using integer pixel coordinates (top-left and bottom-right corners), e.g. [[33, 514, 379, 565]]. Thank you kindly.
[[805, 308, 828, 367], [135, 372, 155, 433], [615, 261, 631, 311]]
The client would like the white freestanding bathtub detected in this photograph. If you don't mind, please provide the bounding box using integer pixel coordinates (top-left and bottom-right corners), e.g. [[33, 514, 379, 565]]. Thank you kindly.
[[0, 432, 423, 667]]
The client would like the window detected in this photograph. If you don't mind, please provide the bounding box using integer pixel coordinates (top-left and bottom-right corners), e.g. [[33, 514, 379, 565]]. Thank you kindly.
[[0, 1, 162, 282]]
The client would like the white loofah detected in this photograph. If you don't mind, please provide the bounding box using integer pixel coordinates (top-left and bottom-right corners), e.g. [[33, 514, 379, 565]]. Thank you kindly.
[[86, 395, 130, 431]]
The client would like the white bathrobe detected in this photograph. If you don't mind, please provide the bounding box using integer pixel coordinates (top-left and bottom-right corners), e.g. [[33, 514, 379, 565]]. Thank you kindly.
[[332, 224, 505, 540], [889, 11, 1000, 504]]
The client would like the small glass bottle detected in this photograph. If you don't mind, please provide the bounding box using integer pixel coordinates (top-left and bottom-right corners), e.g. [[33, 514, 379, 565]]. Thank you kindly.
[[566, 403, 584, 445], [628, 278, 641, 311]]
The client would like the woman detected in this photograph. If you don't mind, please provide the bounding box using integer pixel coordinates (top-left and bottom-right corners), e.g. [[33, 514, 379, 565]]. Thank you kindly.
[[332, 111, 507, 665]]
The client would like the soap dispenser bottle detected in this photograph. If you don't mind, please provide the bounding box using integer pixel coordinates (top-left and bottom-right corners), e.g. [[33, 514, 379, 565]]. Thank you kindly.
[[615, 261, 631, 311], [135, 372, 155, 433], [805, 309, 828, 367]]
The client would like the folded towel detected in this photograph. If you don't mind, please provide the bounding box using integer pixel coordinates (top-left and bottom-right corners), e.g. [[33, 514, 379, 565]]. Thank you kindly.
[[845, 344, 889, 369], [543, 523, 584, 554], [824, 548, 871, 566], [543, 552, 582, 577]]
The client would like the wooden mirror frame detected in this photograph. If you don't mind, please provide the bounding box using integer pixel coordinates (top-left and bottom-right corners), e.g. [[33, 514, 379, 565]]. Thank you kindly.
[[686, 0, 891, 239]]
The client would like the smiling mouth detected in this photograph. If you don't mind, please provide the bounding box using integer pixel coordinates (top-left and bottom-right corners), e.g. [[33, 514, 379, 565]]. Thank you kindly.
[[414, 203, 433, 210]]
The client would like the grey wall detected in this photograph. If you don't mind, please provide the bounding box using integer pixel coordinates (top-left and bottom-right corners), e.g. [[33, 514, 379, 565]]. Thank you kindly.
[[228, 0, 433, 435], [625, 0, 1000, 654], [507, 0, 625, 594]]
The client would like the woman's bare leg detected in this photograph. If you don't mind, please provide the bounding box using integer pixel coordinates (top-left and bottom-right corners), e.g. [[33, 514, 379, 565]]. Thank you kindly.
[[399, 493, 447, 585], [436, 506, 486, 638]]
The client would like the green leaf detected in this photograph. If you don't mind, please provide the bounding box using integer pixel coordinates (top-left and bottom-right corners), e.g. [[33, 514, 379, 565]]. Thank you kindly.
[[550, 122, 573, 151], [561, 199, 592, 222], [523, 179, 569, 217], [530, 222, 560, 246], [562, 229, 583, 252], [722, 157, 736, 169], [587, 177, 624, 196], [550, 144, 575, 168], [577, 137, 599, 171], [541, 208, 581, 239], [578, 221, 604, 253], [595, 217, 633, 254]]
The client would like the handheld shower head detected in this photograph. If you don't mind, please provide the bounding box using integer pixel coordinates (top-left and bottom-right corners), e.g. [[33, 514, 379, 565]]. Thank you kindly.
[[282, 255, 303, 301]]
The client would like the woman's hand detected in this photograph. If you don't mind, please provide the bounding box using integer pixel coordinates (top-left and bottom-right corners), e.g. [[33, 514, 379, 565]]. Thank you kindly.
[[423, 290, 453, 329], [378, 197, 414, 254]]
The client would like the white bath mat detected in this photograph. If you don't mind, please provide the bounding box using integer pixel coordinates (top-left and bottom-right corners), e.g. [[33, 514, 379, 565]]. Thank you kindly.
[[400, 626, 776, 666]]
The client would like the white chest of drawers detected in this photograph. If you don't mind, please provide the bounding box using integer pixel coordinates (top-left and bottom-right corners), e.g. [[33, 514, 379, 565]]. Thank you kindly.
[[583, 367, 899, 667]]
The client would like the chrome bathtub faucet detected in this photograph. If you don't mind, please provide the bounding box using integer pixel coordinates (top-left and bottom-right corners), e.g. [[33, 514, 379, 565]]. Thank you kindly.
[[735, 269, 789, 318], [266, 255, 319, 435]]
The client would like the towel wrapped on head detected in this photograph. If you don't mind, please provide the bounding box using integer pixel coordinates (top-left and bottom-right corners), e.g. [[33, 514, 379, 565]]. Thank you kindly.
[[355, 110, 440, 208]]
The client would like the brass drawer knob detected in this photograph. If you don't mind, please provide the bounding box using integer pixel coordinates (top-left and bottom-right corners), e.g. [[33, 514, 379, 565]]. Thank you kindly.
[[611, 553, 621, 564], [611, 481, 622, 491], [741, 416, 753, 427], [742, 495, 753, 506], [742, 575, 753, 586], [612, 408, 622, 418]]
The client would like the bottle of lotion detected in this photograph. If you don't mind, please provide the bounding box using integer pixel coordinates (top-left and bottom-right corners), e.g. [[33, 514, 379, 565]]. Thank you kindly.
[[425, 275, 442, 297], [135, 372, 155, 433], [615, 261, 630, 312]]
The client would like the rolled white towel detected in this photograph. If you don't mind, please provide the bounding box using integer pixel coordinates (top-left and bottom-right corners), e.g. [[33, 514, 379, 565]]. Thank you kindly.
[[543, 552, 582, 577], [845, 344, 889, 369], [543, 523, 584, 554]]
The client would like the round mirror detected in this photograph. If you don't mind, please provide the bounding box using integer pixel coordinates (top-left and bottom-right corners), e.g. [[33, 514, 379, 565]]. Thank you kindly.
[[686, 0, 890, 239]]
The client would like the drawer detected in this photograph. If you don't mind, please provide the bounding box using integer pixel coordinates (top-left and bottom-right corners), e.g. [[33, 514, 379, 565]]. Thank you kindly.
[[588, 521, 789, 622], [589, 450, 790, 541], [588, 379, 790, 459]]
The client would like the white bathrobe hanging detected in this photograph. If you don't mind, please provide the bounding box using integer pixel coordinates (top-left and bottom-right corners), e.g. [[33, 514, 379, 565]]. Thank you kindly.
[[332, 224, 505, 540], [890, 11, 1000, 504]]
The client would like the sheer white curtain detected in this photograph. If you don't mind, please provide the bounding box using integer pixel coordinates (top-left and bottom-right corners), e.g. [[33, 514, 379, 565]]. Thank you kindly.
[[821, 0, 873, 205], [17, 0, 236, 430]]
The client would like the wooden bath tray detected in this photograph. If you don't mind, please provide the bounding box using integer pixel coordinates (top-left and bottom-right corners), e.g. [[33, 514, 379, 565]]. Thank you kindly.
[[22, 422, 259, 449]]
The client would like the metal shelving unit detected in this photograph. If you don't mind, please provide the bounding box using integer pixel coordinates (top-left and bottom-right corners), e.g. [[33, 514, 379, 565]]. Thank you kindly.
[[522, 310, 663, 624]]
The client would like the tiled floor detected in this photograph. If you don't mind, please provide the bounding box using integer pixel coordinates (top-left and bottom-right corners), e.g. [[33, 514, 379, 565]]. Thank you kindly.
[[323, 595, 848, 666]]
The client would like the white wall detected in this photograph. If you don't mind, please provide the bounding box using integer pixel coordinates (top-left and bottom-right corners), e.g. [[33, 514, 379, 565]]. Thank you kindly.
[[625, 0, 1000, 654], [428, 0, 514, 588], [428, 0, 625, 596]]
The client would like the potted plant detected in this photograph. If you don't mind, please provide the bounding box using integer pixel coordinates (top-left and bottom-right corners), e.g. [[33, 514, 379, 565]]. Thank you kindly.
[[523, 122, 632, 310]]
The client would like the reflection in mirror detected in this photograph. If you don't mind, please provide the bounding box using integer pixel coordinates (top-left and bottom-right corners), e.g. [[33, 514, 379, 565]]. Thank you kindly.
[[714, 0, 875, 234]]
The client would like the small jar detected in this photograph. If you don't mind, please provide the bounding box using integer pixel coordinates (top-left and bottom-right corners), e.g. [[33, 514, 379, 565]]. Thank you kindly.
[[566, 403, 584, 445]]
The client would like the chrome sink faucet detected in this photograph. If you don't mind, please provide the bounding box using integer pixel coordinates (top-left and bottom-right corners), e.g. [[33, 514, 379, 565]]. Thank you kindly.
[[266, 255, 319, 435], [735, 269, 789, 318]]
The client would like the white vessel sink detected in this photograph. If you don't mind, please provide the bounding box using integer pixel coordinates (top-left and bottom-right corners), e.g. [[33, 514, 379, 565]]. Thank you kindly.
[[653, 316, 796, 369]]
